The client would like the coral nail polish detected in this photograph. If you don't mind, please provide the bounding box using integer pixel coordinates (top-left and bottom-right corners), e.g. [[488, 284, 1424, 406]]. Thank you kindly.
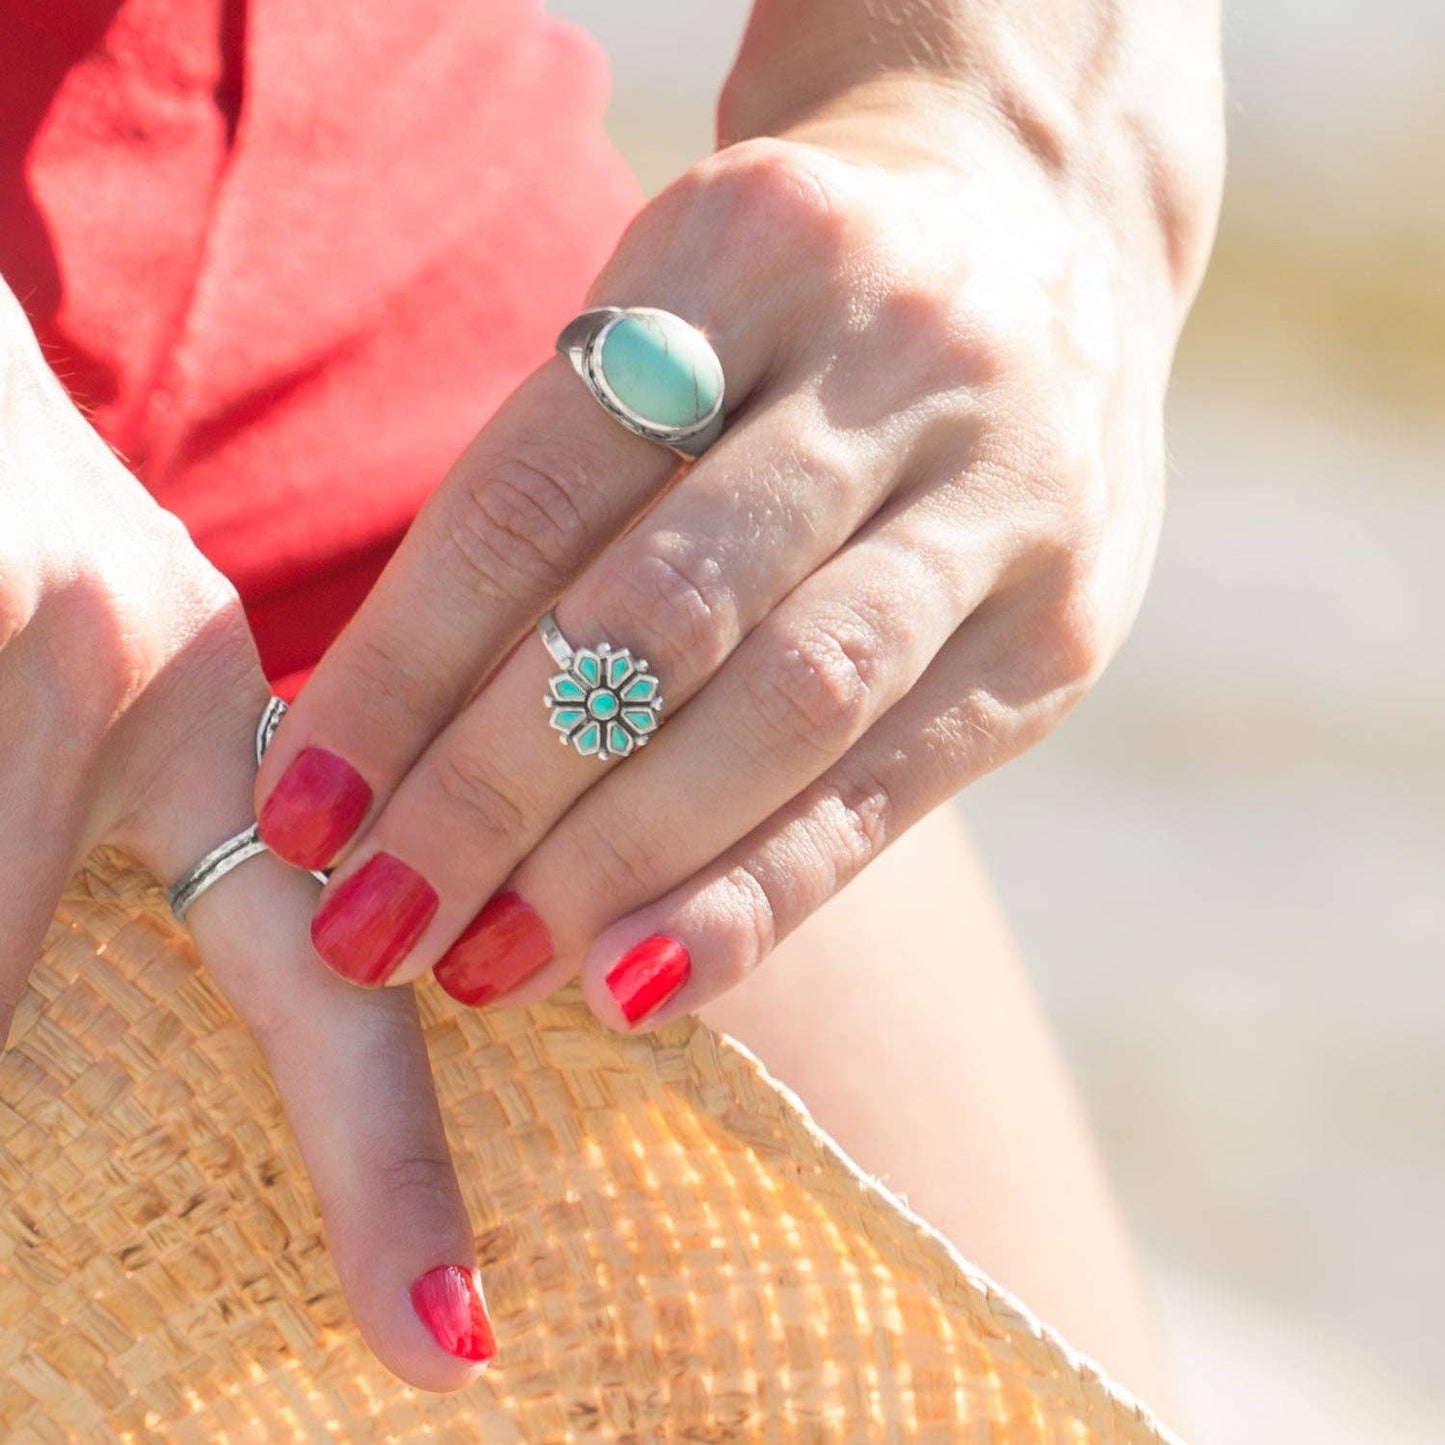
[[411, 1265, 496, 1364], [434, 892, 554, 1007], [310, 853, 438, 986], [258, 747, 372, 869], [605, 935, 691, 1025]]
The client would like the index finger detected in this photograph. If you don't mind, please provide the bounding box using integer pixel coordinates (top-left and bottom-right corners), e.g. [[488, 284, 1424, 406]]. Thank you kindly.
[[254, 284, 782, 874]]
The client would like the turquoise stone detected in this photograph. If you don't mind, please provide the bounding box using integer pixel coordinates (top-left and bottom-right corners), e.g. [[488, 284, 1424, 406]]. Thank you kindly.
[[598, 311, 723, 430], [622, 676, 658, 703], [550, 706, 586, 732], [573, 721, 602, 756], [607, 653, 632, 688], [551, 676, 586, 703], [607, 723, 633, 756], [621, 708, 658, 734], [588, 690, 620, 720], [575, 653, 601, 687]]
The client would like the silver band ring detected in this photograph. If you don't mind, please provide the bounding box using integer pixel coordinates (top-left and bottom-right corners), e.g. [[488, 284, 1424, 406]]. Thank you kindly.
[[167, 825, 269, 923], [166, 697, 327, 922], [557, 306, 725, 459], [539, 611, 664, 761]]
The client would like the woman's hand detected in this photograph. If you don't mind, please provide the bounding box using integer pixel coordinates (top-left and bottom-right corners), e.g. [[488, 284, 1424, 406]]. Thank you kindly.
[[257, 2, 1224, 1027], [0, 285, 490, 1390]]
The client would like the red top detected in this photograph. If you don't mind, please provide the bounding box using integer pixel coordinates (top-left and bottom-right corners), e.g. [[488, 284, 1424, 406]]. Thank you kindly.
[[1, 0, 642, 692]]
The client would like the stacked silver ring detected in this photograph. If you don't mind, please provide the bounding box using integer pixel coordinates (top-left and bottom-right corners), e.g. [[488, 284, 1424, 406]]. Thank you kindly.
[[166, 698, 327, 922]]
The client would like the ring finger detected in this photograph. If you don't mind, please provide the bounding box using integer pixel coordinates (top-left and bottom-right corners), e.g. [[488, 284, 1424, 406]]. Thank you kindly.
[[467, 500, 1004, 1021], [255, 273, 796, 875], [304, 386, 904, 988]]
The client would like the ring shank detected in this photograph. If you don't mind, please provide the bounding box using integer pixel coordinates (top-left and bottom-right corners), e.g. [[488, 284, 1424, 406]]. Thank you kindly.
[[167, 825, 268, 921], [165, 697, 328, 924], [537, 612, 575, 669]]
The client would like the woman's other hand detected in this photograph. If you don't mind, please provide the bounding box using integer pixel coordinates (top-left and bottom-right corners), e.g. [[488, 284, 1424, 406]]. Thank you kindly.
[[0, 284, 488, 1390], [258, 0, 1224, 1027]]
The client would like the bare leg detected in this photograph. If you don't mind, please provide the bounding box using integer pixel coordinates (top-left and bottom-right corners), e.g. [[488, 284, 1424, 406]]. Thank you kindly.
[[700, 804, 1177, 1414]]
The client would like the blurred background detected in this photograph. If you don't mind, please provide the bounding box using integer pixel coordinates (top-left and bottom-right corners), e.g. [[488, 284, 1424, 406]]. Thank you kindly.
[[550, 2, 1445, 1441]]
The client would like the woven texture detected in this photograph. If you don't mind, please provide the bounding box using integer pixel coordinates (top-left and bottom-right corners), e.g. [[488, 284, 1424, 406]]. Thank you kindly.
[[0, 852, 1181, 1443]]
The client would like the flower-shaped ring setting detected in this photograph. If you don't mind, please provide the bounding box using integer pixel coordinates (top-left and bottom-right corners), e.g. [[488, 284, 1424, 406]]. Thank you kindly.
[[538, 613, 663, 761]]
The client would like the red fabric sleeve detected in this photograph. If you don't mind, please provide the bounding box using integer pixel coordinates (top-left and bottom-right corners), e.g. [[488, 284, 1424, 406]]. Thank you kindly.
[[1, 0, 643, 692]]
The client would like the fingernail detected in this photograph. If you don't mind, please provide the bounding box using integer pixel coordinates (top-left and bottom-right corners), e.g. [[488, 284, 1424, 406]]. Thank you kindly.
[[311, 852, 438, 986], [410, 1264, 496, 1364], [605, 934, 691, 1025], [258, 747, 372, 869], [434, 892, 554, 1007]]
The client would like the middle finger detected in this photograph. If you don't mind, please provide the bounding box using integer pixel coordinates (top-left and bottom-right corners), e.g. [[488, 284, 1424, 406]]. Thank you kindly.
[[305, 387, 905, 988], [256, 295, 783, 873]]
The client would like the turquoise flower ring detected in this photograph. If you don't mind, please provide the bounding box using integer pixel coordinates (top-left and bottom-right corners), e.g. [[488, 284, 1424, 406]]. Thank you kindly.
[[556, 306, 726, 459], [538, 612, 664, 762]]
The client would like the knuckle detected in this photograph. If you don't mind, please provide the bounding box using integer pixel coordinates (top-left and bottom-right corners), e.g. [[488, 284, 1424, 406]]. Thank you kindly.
[[448, 448, 589, 600], [1035, 581, 1110, 691], [370, 1150, 461, 1213], [694, 137, 853, 268], [34, 574, 150, 734], [747, 615, 882, 758], [816, 769, 895, 879], [429, 748, 530, 847], [866, 284, 1005, 396], [339, 627, 451, 735], [927, 682, 1016, 779], [597, 542, 737, 685], [716, 861, 777, 985], [557, 805, 672, 905], [1000, 392, 1105, 530]]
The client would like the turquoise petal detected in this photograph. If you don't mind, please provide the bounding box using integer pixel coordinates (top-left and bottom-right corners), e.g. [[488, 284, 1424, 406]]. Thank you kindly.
[[622, 675, 658, 703], [573, 721, 602, 756], [588, 690, 620, 720], [607, 722, 633, 757], [575, 652, 601, 687], [607, 652, 632, 688], [550, 706, 586, 733], [622, 708, 658, 734], [598, 310, 723, 431], [551, 675, 586, 703]]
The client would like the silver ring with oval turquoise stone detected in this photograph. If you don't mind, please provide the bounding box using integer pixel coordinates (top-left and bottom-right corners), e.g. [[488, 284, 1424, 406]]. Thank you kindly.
[[556, 306, 725, 459], [539, 611, 664, 761]]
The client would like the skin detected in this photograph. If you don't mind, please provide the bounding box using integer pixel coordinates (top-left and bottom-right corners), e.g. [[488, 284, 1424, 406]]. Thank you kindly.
[[0, 285, 477, 1391], [0, 0, 1222, 1404], [260, 1, 1224, 1033]]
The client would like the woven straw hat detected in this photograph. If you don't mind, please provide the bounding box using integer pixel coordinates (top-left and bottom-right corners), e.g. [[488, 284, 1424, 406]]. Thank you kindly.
[[0, 851, 1181, 1443]]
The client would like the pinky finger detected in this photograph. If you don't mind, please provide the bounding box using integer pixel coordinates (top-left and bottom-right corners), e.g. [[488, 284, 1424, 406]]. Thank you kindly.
[[578, 597, 1075, 1032]]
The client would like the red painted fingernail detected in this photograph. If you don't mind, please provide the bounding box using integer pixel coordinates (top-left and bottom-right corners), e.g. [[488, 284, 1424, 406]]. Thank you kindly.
[[410, 1264, 496, 1364], [258, 747, 372, 869], [310, 852, 438, 986], [434, 892, 554, 1007], [605, 935, 691, 1025]]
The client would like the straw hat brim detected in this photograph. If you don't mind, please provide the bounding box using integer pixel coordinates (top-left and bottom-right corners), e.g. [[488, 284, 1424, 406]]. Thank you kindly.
[[0, 850, 1182, 1443]]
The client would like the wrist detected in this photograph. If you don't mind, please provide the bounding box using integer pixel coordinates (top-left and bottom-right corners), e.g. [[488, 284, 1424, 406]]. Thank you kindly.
[[718, 4, 1224, 311]]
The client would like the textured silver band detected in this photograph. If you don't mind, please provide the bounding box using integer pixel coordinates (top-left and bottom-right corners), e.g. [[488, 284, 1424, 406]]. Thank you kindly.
[[167, 825, 268, 923], [165, 697, 326, 923], [537, 611, 575, 669], [557, 306, 725, 460]]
